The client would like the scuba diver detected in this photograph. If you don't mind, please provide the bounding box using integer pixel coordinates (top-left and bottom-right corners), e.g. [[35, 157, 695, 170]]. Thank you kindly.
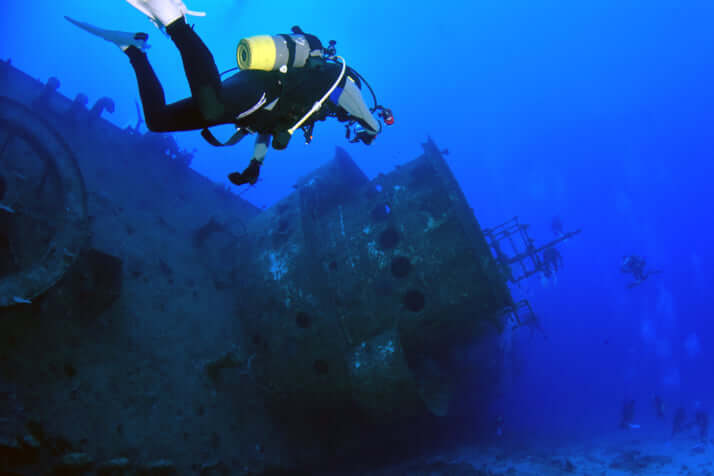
[[619, 399, 638, 429], [654, 395, 665, 419], [621, 255, 661, 288], [541, 247, 563, 278], [66, 0, 393, 186]]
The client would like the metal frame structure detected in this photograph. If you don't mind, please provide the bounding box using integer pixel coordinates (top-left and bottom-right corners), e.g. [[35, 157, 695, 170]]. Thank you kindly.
[[484, 216, 581, 283]]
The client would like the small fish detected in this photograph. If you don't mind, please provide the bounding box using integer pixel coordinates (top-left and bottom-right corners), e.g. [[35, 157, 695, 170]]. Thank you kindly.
[[695, 410, 709, 441], [495, 415, 504, 437], [654, 395, 665, 418], [12, 296, 31, 304], [0, 203, 15, 213], [673, 407, 686, 436], [620, 399, 636, 429]]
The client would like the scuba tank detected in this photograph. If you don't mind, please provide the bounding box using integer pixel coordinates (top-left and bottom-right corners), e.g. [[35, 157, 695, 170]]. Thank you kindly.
[[236, 27, 326, 73]]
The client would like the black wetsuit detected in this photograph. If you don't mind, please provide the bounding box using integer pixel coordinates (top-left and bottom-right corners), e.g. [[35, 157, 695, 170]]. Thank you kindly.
[[125, 18, 343, 138]]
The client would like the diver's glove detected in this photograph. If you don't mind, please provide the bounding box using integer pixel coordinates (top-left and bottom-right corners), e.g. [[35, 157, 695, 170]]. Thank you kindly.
[[228, 158, 261, 186]]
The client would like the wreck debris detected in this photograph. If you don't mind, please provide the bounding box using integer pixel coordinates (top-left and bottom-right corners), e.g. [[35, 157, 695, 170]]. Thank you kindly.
[[133, 100, 144, 132], [89, 97, 115, 119], [64, 249, 123, 318], [192, 217, 227, 248], [56, 452, 95, 473], [143, 459, 177, 475], [0, 58, 10, 80], [483, 215, 581, 283], [66, 93, 89, 122], [0, 418, 208, 476], [0, 97, 89, 307], [143, 133, 194, 168], [96, 457, 130, 475], [31, 76, 60, 110], [204, 349, 254, 383]]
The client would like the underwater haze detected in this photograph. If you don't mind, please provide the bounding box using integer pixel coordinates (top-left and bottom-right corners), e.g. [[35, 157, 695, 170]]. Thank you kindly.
[[2, 0, 714, 474]]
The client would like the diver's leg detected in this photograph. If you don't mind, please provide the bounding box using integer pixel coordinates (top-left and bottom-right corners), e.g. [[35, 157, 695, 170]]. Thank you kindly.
[[253, 133, 271, 164], [165, 18, 225, 122], [124, 1, 221, 119], [125, 45, 211, 132]]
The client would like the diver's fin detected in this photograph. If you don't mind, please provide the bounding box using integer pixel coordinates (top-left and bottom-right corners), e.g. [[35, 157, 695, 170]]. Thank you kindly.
[[65, 16, 150, 51], [124, 0, 206, 30]]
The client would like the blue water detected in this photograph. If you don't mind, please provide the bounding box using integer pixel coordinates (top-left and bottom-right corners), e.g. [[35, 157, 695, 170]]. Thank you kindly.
[[3, 0, 712, 462]]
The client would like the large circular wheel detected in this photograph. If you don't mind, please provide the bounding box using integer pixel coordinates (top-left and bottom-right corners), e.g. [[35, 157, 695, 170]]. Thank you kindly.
[[0, 96, 88, 307]]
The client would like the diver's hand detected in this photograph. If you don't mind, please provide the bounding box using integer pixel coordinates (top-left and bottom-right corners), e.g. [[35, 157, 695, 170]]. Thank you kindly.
[[350, 128, 377, 145], [228, 159, 261, 186]]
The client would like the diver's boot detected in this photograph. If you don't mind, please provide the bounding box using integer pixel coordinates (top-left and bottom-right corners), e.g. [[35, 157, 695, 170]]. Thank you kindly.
[[124, 0, 206, 29], [228, 159, 262, 186], [65, 16, 150, 51]]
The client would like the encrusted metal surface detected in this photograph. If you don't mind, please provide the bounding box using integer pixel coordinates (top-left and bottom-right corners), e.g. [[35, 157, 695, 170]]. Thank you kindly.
[[0, 96, 88, 306], [235, 145, 512, 420]]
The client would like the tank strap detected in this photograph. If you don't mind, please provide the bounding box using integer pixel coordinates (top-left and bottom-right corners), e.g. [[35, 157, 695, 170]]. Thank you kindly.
[[201, 127, 250, 147], [279, 34, 297, 72]]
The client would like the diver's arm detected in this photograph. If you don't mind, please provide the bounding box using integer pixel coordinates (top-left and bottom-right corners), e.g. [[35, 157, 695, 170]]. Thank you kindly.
[[227, 134, 271, 186]]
